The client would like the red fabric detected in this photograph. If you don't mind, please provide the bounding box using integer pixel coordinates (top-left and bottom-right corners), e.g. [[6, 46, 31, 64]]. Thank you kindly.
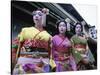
[[12, 38, 19, 45], [74, 44, 86, 49], [23, 39, 49, 50]]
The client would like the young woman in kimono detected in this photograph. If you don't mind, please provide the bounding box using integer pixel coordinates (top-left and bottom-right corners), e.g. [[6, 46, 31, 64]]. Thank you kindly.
[[52, 20, 77, 72], [71, 23, 95, 70], [12, 8, 52, 74]]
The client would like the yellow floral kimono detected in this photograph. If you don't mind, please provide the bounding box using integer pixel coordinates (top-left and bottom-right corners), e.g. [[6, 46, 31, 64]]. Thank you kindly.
[[13, 27, 52, 74]]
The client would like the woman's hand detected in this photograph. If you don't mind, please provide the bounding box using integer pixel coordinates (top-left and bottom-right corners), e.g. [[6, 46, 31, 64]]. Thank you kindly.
[[81, 54, 87, 58]]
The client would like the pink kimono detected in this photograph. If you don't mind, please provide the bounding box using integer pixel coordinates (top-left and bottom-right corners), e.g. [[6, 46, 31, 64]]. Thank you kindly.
[[52, 35, 77, 71]]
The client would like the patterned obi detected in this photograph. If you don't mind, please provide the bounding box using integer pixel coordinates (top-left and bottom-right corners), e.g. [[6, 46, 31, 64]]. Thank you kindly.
[[54, 47, 71, 61], [74, 44, 86, 53], [23, 39, 49, 50], [20, 47, 49, 58]]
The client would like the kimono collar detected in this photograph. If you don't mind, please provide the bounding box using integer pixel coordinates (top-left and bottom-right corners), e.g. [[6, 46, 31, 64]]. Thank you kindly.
[[58, 34, 66, 40]]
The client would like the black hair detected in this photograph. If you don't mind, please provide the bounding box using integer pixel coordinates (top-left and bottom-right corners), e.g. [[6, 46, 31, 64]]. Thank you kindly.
[[74, 22, 83, 34], [55, 19, 70, 38], [56, 19, 67, 28], [32, 8, 43, 16]]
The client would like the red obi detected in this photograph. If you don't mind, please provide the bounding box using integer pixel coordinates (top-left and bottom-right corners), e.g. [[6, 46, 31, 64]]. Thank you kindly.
[[54, 47, 71, 61], [23, 39, 49, 50], [74, 44, 86, 49], [55, 46, 71, 53]]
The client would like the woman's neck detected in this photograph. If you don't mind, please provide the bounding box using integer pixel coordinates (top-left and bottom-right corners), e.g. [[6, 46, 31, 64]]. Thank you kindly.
[[76, 33, 82, 37], [59, 33, 65, 36], [35, 24, 43, 31], [59, 33, 66, 39]]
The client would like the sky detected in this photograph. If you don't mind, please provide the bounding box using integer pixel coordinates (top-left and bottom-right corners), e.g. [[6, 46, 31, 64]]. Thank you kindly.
[[73, 4, 97, 29]]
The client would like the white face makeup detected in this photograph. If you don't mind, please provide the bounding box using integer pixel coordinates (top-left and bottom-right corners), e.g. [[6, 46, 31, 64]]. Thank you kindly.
[[58, 22, 67, 34], [75, 24, 82, 35], [33, 10, 43, 26]]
